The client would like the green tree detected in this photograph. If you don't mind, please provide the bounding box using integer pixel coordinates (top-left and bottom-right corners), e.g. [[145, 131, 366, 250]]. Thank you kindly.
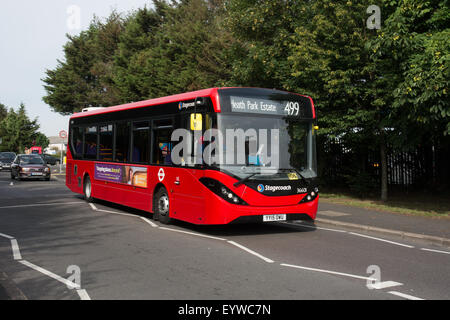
[[0, 103, 7, 121], [42, 12, 125, 114], [225, 0, 449, 200], [35, 132, 50, 150], [112, 3, 168, 102], [113, 0, 233, 101], [225, 0, 389, 197], [370, 0, 449, 136], [0, 104, 43, 153]]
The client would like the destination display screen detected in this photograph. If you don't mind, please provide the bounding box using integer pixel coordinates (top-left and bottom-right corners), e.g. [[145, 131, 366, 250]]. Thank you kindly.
[[230, 96, 310, 117], [219, 88, 314, 119]]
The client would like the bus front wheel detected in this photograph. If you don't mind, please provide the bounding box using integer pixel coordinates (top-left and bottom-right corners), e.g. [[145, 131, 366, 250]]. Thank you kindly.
[[154, 187, 171, 224], [83, 176, 94, 203]]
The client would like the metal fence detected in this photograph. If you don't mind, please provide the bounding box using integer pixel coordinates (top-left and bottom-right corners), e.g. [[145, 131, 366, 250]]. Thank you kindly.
[[318, 137, 450, 191]]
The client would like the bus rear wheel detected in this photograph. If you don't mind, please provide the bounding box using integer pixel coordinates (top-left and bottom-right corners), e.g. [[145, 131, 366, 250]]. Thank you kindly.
[[154, 187, 171, 224], [83, 176, 94, 203]]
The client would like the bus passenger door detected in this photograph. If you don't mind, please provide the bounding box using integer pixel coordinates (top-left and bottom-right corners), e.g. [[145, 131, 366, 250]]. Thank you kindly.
[[169, 113, 206, 224]]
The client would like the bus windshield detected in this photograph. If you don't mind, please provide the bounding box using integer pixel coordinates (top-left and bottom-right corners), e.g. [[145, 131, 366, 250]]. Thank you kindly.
[[214, 114, 317, 180]]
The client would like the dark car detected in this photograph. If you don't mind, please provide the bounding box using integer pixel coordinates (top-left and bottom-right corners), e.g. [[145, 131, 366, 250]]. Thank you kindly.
[[10, 154, 51, 181], [0, 152, 16, 171], [40, 154, 60, 165]]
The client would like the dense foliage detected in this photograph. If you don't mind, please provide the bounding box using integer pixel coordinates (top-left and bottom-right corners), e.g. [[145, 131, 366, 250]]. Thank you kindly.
[[0, 103, 49, 153], [41, 0, 449, 199]]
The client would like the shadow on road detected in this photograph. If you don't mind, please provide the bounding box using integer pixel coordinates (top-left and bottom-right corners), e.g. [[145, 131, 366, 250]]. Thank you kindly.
[[91, 198, 317, 237]]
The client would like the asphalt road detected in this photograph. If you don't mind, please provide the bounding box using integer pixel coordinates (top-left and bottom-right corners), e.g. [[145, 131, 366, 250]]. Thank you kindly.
[[0, 171, 449, 300]]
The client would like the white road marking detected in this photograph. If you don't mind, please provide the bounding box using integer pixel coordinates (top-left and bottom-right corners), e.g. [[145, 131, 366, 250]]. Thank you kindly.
[[369, 281, 403, 290], [291, 222, 347, 233], [420, 248, 450, 255], [388, 291, 425, 300], [97, 208, 138, 218], [316, 226, 348, 233], [11, 239, 22, 260], [227, 241, 274, 263], [349, 232, 415, 248], [19, 260, 81, 290], [76, 289, 91, 300], [1, 232, 91, 300], [0, 202, 83, 210], [88, 202, 148, 219], [281, 263, 373, 280], [140, 217, 158, 228], [159, 227, 227, 241], [0, 232, 14, 239]]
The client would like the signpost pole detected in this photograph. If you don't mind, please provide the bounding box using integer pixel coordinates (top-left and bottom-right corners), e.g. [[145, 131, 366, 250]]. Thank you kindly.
[[59, 130, 67, 175], [60, 142, 63, 174]]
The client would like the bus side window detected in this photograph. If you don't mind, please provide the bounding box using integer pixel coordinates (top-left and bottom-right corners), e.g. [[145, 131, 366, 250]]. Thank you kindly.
[[153, 131, 173, 165], [99, 124, 113, 161], [115, 122, 130, 162], [71, 126, 83, 158], [153, 119, 173, 165], [132, 121, 150, 163], [84, 126, 98, 160]]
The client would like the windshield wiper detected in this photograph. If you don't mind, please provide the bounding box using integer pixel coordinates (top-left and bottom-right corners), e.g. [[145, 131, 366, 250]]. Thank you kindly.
[[233, 173, 258, 187]]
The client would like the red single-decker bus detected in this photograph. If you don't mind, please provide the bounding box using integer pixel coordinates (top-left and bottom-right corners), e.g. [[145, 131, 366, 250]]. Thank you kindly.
[[66, 88, 319, 225]]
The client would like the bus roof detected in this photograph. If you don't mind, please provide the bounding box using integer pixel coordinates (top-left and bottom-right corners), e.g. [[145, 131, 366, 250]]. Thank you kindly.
[[70, 87, 315, 119], [70, 88, 221, 119]]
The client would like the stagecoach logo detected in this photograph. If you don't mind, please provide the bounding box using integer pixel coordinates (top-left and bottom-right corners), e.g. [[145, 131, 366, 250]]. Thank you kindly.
[[178, 101, 196, 110], [258, 184, 292, 193]]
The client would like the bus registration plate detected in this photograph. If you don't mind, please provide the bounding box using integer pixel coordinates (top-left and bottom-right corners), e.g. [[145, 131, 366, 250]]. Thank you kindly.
[[263, 214, 286, 222]]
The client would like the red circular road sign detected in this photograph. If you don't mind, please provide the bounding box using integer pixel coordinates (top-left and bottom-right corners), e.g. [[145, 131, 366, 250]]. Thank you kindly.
[[59, 130, 68, 139]]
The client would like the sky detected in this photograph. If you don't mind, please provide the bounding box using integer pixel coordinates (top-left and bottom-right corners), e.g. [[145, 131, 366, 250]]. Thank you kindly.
[[0, 0, 153, 137]]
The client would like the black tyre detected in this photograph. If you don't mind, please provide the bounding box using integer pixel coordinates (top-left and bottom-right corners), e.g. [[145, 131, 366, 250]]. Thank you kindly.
[[83, 176, 94, 202], [154, 187, 171, 224]]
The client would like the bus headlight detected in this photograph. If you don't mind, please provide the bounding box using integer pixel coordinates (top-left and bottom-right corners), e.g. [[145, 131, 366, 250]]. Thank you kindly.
[[200, 178, 248, 205], [299, 187, 319, 204]]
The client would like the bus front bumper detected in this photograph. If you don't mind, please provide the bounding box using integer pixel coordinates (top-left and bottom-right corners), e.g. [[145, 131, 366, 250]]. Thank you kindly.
[[203, 194, 318, 225]]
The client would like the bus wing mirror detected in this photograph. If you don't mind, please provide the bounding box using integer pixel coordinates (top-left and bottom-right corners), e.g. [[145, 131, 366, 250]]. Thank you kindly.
[[190, 114, 203, 131]]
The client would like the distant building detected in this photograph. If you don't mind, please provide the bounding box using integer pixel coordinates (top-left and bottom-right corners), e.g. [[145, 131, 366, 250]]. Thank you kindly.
[[45, 136, 68, 154]]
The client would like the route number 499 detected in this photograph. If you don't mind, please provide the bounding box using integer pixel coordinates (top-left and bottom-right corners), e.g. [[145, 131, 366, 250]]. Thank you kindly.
[[285, 102, 300, 116]]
